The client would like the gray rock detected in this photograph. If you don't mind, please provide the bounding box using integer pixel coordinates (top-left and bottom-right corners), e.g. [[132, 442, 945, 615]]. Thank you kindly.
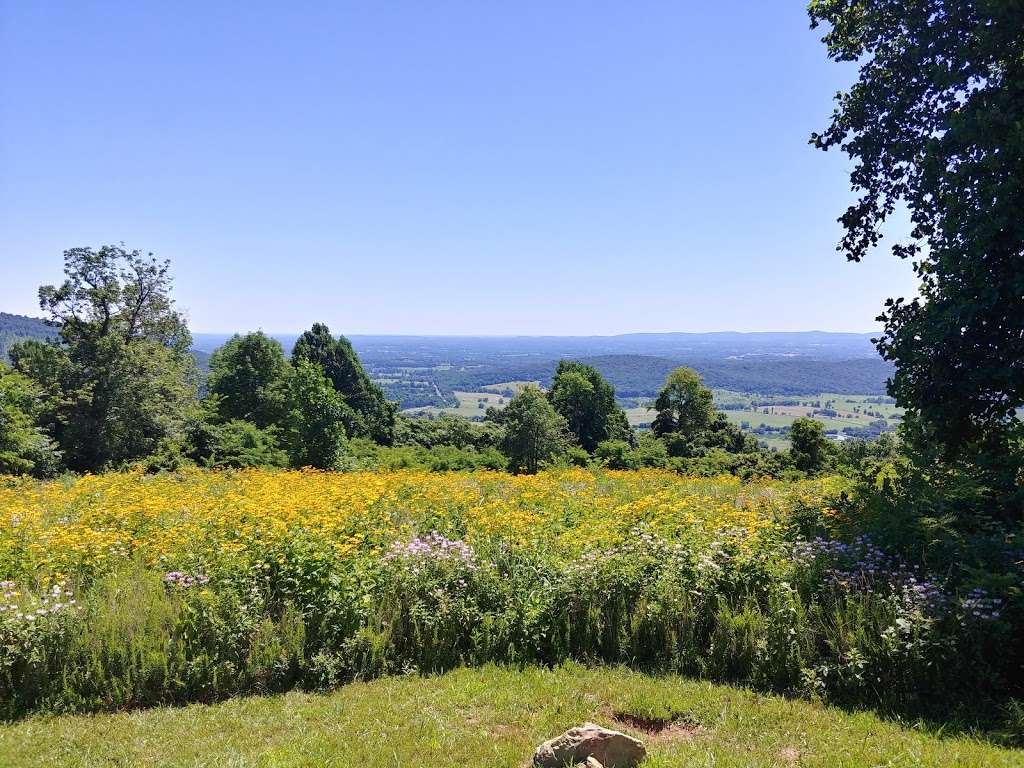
[[533, 722, 646, 768]]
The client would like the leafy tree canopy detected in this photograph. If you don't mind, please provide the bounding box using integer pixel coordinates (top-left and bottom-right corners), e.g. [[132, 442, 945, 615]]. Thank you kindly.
[[789, 416, 832, 474], [500, 385, 572, 474], [810, 0, 1024, 452], [548, 360, 632, 452], [39, 246, 191, 353], [12, 246, 197, 471], [0, 363, 61, 477], [394, 413, 503, 451], [206, 332, 289, 429], [278, 359, 352, 470], [187, 417, 288, 470], [651, 367, 716, 439]]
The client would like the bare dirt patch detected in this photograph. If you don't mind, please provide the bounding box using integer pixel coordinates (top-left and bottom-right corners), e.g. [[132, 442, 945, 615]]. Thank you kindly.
[[779, 746, 805, 764], [609, 711, 704, 742]]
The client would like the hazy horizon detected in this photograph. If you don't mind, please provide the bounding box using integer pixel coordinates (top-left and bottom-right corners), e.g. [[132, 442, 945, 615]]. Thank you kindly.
[[190, 329, 879, 339]]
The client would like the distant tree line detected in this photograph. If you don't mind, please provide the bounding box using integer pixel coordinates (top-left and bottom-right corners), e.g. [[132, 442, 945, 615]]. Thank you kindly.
[[2, 247, 875, 480], [0, 312, 58, 361], [416, 353, 892, 406]]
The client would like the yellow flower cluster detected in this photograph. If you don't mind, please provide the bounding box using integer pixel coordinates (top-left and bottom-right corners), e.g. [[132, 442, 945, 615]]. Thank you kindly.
[[0, 469, 848, 579]]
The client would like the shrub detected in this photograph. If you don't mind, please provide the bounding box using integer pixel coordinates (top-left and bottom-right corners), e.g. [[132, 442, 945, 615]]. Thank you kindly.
[[594, 440, 635, 469], [187, 419, 288, 469]]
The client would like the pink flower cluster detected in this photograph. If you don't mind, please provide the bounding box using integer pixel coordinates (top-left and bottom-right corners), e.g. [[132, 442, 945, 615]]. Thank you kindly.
[[385, 531, 476, 567], [163, 571, 210, 588]]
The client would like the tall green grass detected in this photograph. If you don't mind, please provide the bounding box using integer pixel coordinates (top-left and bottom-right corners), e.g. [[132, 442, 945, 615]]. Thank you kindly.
[[2, 533, 1019, 742]]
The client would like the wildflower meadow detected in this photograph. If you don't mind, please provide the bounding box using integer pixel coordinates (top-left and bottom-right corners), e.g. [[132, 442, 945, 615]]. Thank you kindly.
[[0, 467, 1019, 727]]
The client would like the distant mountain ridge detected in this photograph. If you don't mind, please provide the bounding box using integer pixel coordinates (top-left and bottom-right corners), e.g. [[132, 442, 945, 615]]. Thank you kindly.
[[0, 312, 58, 360], [5, 316, 890, 402], [192, 330, 881, 360], [194, 331, 895, 402], [420, 353, 892, 399], [1, 312, 212, 372]]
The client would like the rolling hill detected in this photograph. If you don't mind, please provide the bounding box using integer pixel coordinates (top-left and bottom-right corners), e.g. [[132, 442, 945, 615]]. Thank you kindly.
[[7, 320, 892, 405], [0, 312, 58, 360], [1, 312, 212, 373]]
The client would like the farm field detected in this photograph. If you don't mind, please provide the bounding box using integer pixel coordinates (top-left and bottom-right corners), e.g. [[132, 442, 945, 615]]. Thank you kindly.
[[624, 405, 654, 427], [401, 389, 510, 419], [402, 387, 900, 444], [2, 664, 1020, 768], [713, 390, 902, 448], [480, 380, 539, 395], [619, 394, 890, 433], [820, 393, 904, 416], [756, 433, 792, 452], [716, 391, 899, 425], [723, 410, 860, 433], [401, 381, 544, 419]]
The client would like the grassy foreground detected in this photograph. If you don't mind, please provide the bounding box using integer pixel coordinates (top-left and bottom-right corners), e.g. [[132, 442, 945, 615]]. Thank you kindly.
[[1, 665, 1020, 768]]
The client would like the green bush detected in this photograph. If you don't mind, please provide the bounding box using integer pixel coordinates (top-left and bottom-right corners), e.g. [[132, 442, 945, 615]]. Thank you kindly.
[[594, 440, 635, 469], [187, 419, 288, 469], [354, 443, 508, 472]]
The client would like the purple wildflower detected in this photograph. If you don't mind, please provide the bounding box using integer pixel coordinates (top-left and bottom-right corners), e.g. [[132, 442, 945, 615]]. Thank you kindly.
[[385, 531, 477, 568], [163, 571, 210, 588]]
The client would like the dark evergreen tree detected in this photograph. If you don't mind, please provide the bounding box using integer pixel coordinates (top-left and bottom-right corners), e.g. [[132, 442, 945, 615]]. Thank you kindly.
[[291, 323, 396, 444]]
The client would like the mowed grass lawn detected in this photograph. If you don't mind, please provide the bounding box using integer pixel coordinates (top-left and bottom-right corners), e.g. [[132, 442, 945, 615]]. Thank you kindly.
[[2, 666, 1020, 768]]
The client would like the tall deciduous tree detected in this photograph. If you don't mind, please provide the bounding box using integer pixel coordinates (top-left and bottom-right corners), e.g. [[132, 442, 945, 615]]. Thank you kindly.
[[789, 417, 831, 474], [500, 384, 571, 474], [206, 332, 289, 429], [548, 361, 632, 452], [13, 246, 197, 471], [651, 367, 716, 440], [809, 1, 1024, 454], [291, 323, 396, 444]]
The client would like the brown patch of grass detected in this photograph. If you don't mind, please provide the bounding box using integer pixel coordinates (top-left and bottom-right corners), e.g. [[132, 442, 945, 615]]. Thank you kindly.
[[779, 746, 804, 764], [609, 711, 704, 742]]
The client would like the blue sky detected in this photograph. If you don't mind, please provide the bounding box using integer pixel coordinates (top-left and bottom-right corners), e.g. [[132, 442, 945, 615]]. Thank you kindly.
[[0, 2, 919, 335]]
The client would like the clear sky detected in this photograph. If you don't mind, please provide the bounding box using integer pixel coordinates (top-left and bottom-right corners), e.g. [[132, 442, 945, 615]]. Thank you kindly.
[[0, 2, 919, 336]]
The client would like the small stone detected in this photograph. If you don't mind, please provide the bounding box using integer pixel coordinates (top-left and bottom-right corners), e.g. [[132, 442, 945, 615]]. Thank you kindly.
[[533, 722, 646, 768]]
